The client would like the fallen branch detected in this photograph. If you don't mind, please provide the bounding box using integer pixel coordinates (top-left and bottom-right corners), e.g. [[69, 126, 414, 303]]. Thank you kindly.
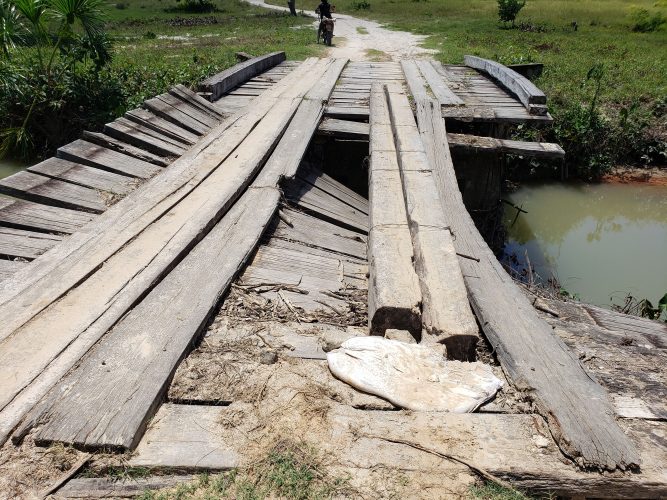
[[39, 453, 91, 499]]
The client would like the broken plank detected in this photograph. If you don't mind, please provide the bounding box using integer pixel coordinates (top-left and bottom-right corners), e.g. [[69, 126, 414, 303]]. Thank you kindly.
[[0, 170, 107, 213], [297, 167, 368, 216], [447, 133, 565, 159], [415, 60, 464, 106], [143, 97, 211, 136], [170, 84, 226, 119], [157, 93, 220, 129], [416, 97, 639, 471], [317, 117, 369, 140], [0, 198, 93, 234], [58, 140, 162, 179], [199, 51, 286, 101], [0, 227, 62, 259], [125, 108, 200, 145], [104, 118, 187, 157], [28, 158, 135, 196], [80, 131, 171, 167], [55, 476, 195, 498]]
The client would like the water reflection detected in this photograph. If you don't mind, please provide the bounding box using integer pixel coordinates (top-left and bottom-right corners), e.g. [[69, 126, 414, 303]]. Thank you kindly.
[[503, 182, 667, 308], [0, 158, 28, 180]]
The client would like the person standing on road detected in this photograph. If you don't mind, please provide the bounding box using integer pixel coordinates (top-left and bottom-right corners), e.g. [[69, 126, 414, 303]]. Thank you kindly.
[[315, 0, 333, 41], [287, 0, 297, 16]]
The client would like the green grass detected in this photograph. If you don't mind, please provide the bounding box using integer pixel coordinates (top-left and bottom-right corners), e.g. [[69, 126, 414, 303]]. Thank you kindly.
[[469, 482, 532, 499]]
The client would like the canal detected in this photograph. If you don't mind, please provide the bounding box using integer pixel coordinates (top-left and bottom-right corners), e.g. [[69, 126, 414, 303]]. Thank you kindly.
[[503, 182, 667, 309]]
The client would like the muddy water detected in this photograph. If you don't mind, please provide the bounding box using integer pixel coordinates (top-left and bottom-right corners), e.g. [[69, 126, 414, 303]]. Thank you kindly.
[[503, 182, 667, 308], [0, 158, 27, 180]]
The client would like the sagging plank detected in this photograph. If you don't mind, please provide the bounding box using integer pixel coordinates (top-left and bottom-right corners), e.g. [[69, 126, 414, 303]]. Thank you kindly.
[[0, 227, 62, 260], [170, 84, 226, 119], [199, 51, 286, 101], [385, 85, 479, 358], [157, 93, 220, 129], [0, 198, 93, 234], [29, 186, 280, 450], [1, 60, 340, 447], [0, 259, 26, 282], [80, 131, 171, 167], [28, 158, 135, 196], [297, 167, 369, 216], [125, 108, 200, 145], [317, 117, 369, 139], [143, 96, 211, 136], [415, 98, 639, 471], [447, 133, 565, 159], [58, 140, 162, 178], [415, 60, 465, 106], [464, 55, 547, 109], [367, 83, 421, 337], [104, 118, 187, 157], [128, 403, 667, 499], [0, 171, 106, 213]]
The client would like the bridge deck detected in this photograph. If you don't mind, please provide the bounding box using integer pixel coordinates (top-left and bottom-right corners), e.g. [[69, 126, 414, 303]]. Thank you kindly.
[[0, 55, 664, 498]]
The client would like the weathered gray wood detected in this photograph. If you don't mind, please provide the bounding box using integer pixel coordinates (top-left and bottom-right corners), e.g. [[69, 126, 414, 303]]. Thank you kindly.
[[55, 475, 195, 498], [0, 259, 25, 282], [30, 186, 280, 450], [447, 133, 565, 159], [0, 171, 107, 213], [170, 84, 226, 118], [386, 85, 479, 358], [143, 97, 211, 136], [464, 55, 547, 108], [415, 60, 464, 106], [157, 93, 220, 129], [0, 59, 328, 446], [200, 51, 286, 101], [297, 167, 368, 216], [367, 83, 421, 337], [584, 304, 667, 347], [0, 227, 62, 259], [128, 403, 667, 498], [28, 157, 134, 196], [317, 117, 369, 139], [415, 97, 639, 471], [324, 106, 369, 120], [125, 108, 200, 145], [0, 198, 93, 234], [80, 131, 171, 167], [58, 140, 162, 178], [104, 118, 186, 157]]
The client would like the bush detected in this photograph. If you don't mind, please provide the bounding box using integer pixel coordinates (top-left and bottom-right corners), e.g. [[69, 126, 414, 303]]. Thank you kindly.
[[168, 0, 218, 13], [631, 8, 666, 32], [498, 0, 526, 26], [352, 0, 371, 10]]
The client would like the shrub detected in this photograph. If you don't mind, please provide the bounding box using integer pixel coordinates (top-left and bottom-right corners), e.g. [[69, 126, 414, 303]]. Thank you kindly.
[[352, 0, 371, 10], [498, 0, 526, 26], [168, 0, 218, 13], [631, 8, 666, 32]]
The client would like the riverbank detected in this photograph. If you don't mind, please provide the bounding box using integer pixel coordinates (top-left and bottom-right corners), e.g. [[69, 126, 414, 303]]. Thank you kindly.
[[602, 166, 667, 186]]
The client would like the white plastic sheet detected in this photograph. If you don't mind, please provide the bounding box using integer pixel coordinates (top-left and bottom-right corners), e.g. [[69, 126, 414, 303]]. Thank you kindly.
[[327, 337, 503, 412]]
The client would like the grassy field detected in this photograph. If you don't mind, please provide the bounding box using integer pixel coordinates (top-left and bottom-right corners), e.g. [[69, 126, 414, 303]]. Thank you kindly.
[[104, 0, 324, 109]]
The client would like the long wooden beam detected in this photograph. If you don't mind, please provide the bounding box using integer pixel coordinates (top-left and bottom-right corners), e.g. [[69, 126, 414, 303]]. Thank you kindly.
[[414, 97, 639, 471]]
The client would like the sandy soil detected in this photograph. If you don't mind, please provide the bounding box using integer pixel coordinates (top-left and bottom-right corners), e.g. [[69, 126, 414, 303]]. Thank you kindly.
[[602, 166, 667, 186], [245, 0, 436, 61]]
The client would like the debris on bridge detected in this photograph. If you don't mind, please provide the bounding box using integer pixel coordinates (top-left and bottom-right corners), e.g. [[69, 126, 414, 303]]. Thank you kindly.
[[0, 52, 665, 498]]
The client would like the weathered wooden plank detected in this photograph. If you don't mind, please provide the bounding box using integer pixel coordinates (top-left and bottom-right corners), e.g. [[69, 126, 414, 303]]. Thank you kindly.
[[80, 131, 171, 167], [0, 198, 93, 234], [58, 140, 162, 179], [324, 106, 369, 120], [447, 133, 565, 159], [28, 158, 134, 196], [0, 59, 328, 446], [157, 93, 220, 129], [143, 97, 211, 136], [0, 227, 62, 259], [0, 259, 26, 282], [170, 84, 226, 119], [199, 51, 286, 101], [104, 118, 187, 157], [55, 476, 195, 498], [30, 186, 280, 450], [415, 97, 639, 471], [367, 83, 421, 338], [415, 60, 464, 106], [297, 167, 368, 216], [0, 171, 107, 213], [125, 108, 200, 145], [317, 117, 369, 139]]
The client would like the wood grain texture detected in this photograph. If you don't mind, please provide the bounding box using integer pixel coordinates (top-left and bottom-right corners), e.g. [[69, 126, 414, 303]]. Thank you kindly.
[[28, 158, 135, 196], [0, 259, 25, 282], [0, 227, 62, 259], [55, 475, 195, 498], [415, 60, 464, 107], [414, 97, 639, 471], [0, 197, 93, 234], [104, 118, 187, 157], [447, 133, 564, 158], [58, 140, 162, 178], [80, 131, 171, 167]]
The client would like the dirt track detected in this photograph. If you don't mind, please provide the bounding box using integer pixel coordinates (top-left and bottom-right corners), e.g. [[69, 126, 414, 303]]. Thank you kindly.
[[246, 0, 436, 60]]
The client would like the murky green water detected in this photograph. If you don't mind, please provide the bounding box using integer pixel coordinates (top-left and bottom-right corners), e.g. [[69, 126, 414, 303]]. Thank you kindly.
[[503, 182, 667, 308], [0, 158, 28, 180]]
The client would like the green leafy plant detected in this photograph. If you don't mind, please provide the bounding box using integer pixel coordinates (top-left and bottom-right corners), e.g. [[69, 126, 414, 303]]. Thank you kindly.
[[168, 0, 218, 13], [352, 0, 371, 10], [631, 8, 666, 32], [497, 0, 526, 27]]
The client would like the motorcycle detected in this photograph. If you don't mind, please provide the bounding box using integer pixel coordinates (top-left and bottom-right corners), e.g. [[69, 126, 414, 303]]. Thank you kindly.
[[318, 17, 335, 46]]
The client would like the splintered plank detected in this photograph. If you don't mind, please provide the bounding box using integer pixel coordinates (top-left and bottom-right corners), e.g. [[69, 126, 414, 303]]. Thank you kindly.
[[28, 158, 135, 196], [125, 108, 200, 145], [0, 171, 107, 213], [415, 60, 464, 107], [317, 117, 369, 140], [104, 118, 188, 157], [447, 133, 565, 159], [199, 51, 286, 101], [367, 83, 421, 337], [58, 140, 162, 179], [31, 186, 280, 450], [143, 97, 211, 136], [0, 227, 62, 259], [170, 84, 226, 119], [2, 59, 338, 448], [80, 131, 171, 167], [415, 97, 639, 471], [464, 55, 547, 109], [0, 198, 93, 234], [386, 85, 479, 359], [157, 93, 219, 129], [297, 167, 368, 216]]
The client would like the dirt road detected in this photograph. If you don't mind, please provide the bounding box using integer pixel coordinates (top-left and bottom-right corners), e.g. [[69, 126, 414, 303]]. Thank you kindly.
[[246, 0, 435, 60]]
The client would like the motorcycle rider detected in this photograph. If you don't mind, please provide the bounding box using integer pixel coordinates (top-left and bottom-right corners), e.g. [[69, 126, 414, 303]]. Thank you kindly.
[[315, 0, 333, 42]]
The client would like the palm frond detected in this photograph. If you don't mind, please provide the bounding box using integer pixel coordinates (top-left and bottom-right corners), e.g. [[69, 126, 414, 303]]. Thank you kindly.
[[13, 0, 47, 40], [48, 0, 106, 39], [0, 0, 26, 56]]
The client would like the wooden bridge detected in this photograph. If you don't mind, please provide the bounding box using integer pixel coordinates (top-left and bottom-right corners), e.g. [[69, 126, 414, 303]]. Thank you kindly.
[[0, 53, 665, 498]]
